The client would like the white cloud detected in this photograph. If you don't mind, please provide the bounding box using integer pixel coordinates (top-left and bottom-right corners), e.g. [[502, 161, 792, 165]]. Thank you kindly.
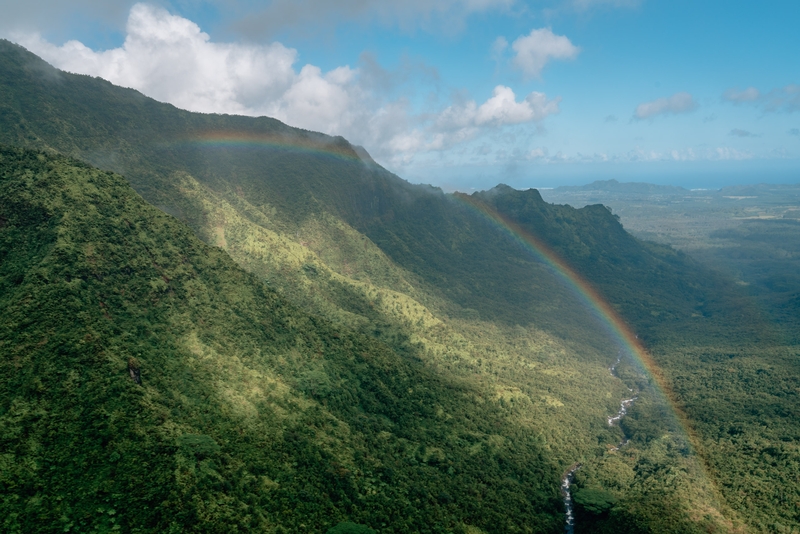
[[528, 147, 548, 159], [12, 3, 562, 169], [764, 84, 800, 113], [722, 84, 800, 113], [634, 92, 697, 120], [723, 87, 760, 103], [16, 4, 300, 116], [433, 86, 560, 147], [475, 86, 560, 124], [510, 28, 580, 78]]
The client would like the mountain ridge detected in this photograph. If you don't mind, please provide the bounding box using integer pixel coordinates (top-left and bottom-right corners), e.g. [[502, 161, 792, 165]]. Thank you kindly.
[[1, 40, 796, 533]]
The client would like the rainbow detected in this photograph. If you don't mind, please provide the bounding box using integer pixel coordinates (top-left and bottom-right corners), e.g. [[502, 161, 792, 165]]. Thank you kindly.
[[172, 130, 365, 163], [160, 133, 731, 519], [451, 191, 698, 445], [450, 193, 743, 521]]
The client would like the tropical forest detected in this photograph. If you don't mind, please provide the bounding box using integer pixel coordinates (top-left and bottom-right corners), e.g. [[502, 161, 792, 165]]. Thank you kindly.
[[0, 38, 798, 534]]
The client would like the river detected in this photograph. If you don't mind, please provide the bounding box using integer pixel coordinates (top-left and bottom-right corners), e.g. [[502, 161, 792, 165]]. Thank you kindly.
[[561, 353, 637, 532]]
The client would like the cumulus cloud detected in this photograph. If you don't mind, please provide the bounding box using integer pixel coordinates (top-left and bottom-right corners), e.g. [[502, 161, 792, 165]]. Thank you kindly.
[[528, 147, 548, 159], [764, 85, 800, 113], [16, 4, 302, 116], [634, 92, 697, 120], [722, 85, 800, 113], [723, 87, 760, 103], [473, 86, 560, 125], [790, 128, 800, 136], [437, 86, 559, 128], [13, 3, 561, 168], [510, 28, 580, 78], [429, 86, 560, 150]]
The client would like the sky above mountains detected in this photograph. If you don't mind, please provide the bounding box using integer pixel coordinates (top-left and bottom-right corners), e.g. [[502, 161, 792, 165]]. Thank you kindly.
[[1, 0, 798, 189]]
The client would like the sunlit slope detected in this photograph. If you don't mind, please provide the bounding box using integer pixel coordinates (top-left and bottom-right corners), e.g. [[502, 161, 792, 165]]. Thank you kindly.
[[0, 41, 651, 510], [123, 156, 643, 514], [0, 146, 575, 533], [0, 39, 764, 349]]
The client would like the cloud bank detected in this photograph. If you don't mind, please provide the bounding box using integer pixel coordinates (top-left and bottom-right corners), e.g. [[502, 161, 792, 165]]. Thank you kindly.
[[723, 87, 760, 103], [634, 92, 696, 120], [723, 85, 800, 113], [14, 3, 561, 168]]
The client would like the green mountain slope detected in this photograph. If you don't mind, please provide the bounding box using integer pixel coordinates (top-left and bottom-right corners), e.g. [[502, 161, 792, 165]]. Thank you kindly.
[[468, 185, 769, 344], [0, 146, 569, 533], [0, 39, 764, 348], [1, 40, 794, 533]]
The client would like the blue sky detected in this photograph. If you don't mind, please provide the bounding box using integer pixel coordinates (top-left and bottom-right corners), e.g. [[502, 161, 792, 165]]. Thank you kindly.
[[1, 0, 798, 189]]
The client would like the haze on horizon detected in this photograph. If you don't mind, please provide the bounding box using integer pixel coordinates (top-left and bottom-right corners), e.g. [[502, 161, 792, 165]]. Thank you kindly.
[[1, 0, 798, 190]]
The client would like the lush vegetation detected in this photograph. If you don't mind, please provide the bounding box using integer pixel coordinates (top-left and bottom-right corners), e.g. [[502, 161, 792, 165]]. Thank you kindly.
[[1, 39, 799, 533], [0, 147, 568, 533]]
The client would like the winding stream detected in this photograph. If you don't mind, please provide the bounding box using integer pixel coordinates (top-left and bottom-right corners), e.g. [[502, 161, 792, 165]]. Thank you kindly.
[[561, 464, 581, 534], [561, 353, 637, 532], [606, 353, 638, 427]]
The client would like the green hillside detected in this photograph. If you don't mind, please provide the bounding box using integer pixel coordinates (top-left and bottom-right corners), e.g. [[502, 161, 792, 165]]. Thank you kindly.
[[1, 39, 797, 533], [0, 146, 572, 533], [0, 39, 762, 348]]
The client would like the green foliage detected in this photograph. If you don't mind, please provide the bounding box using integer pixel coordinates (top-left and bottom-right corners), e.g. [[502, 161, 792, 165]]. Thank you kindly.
[[655, 345, 800, 532], [573, 488, 616, 515], [0, 146, 568, 533], [177, 434, 221, 458], [0, 39, 761, 349], [1, 40, 798, 534]]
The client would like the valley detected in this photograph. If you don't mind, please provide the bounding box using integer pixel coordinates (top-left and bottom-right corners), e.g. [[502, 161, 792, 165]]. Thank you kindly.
[[541, 181, 800, 339], [0, 40, 798, 533]]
